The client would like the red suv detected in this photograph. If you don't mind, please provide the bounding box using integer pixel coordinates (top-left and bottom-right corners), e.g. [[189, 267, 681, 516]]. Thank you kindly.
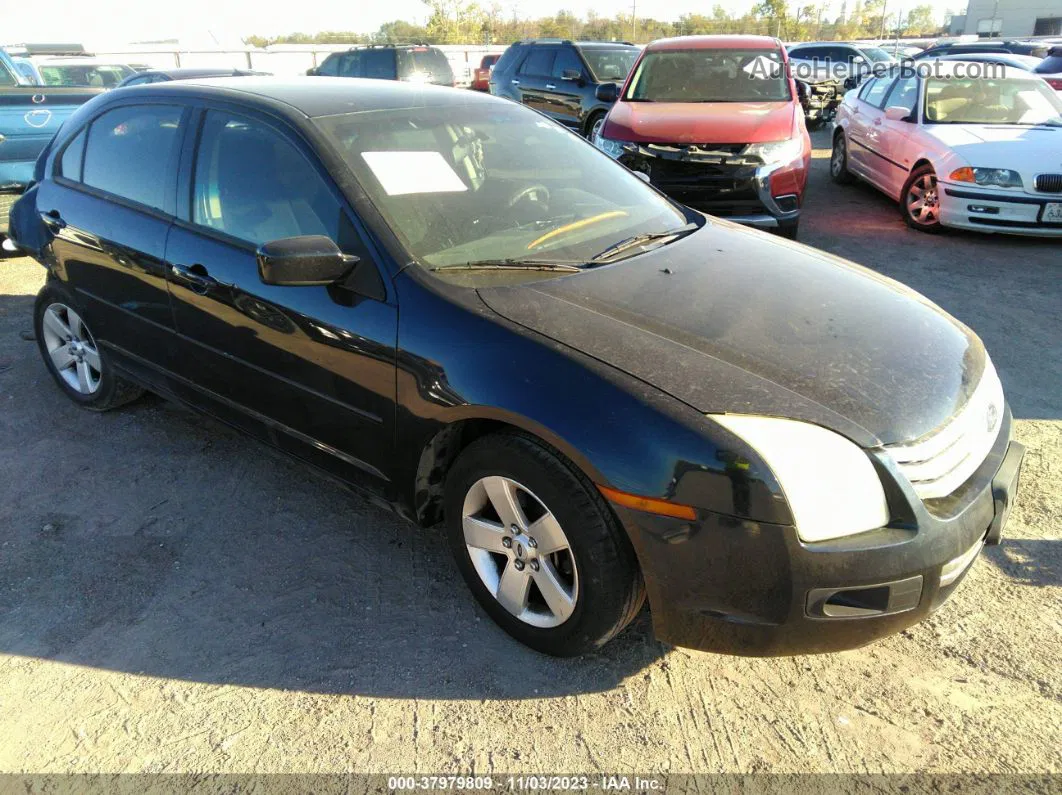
[[593, 35, 811, 239]]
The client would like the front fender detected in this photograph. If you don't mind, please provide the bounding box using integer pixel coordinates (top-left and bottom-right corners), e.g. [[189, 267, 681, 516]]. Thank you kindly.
[[391, 269, 790, 527]]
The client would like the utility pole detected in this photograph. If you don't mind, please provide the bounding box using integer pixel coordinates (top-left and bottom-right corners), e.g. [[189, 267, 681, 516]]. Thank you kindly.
[[878, 0, 888, 41], [632, 0, 637, 42]]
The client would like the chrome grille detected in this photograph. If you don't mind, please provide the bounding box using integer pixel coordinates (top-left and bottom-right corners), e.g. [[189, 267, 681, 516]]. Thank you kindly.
[[1034, 174, 1062, 193], [886, 359, 1004, 501]]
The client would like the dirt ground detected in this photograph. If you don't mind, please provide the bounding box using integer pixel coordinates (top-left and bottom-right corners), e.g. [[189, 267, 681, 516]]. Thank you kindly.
[[0, 129, 1059, 778]]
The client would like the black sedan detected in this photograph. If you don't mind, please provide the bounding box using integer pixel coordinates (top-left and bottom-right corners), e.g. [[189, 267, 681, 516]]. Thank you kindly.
[[8, 78, 1024, 657]]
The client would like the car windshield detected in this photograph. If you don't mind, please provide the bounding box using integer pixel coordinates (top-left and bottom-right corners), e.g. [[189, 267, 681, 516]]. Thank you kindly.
[[924, 76, 1062, 124], [397, 48, 453, 83], [580, 48, 638, 82], [39, 63, 134, 87], [314, 100, 690, 271], [859, 47, 895, 63], [625, 48, 790, 102]]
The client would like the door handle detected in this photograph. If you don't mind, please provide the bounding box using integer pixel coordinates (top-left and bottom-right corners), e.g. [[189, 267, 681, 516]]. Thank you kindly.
[[40, 209, 65, 231], [545, 83, 556, 90], [510, 79, 520, 86], [873, 117, 882, 126], [170, 263, 219, 292]]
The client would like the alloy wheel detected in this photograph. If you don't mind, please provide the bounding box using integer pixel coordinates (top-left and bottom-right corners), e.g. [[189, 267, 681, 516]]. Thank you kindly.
[[40, 303, 102, 395], [461, 475, 579, 628], [906, 172, 940, 226], [830, 138, 846, 176]]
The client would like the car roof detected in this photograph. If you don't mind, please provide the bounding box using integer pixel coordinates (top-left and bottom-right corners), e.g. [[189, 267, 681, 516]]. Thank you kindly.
[[137, 67, 263, 79], [789, 41, 863, 47], [125, 76, 500, 118], [646, 35, 780, 51]]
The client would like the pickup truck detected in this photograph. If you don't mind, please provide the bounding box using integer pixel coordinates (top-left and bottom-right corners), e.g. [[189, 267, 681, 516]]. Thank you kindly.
[[1, 49, 102, 241]]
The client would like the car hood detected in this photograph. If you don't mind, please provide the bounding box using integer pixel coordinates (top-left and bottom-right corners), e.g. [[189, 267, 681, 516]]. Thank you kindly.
[[926, 123, 1062, 165], [603, 99, 797, 145], [477, 221, 986, 448]]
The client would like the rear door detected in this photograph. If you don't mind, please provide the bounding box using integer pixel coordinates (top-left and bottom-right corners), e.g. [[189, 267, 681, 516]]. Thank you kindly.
[[33, 101, 186, 372], [163, 106, 398, 492], [516, 48, 557, 117], [846, 77, 893, 183]]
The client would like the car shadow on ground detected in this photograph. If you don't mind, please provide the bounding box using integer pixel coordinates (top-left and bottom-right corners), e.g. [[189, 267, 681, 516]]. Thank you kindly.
[[983, 540, 1061, 589], [0, 289, 667, 698]]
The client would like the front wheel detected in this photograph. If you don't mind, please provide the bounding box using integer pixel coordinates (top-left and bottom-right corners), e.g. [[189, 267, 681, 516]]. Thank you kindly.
[[585, 111, 606, 140], [444, 433, 644, 656], [902, 164, 943, 233]]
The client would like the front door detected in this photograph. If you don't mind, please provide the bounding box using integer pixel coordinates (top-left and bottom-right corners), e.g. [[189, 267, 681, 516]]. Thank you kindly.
[[164, 107, 398, 493]]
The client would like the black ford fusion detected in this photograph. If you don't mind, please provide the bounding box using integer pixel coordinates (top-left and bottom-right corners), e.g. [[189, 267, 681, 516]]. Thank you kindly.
[[9, 78, 1024, 657]]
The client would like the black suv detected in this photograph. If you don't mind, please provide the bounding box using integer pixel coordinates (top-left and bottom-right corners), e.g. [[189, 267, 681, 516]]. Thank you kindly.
[[914, 39, 1051, 60], [489, 39, 640, 137], [307, 44, 455, 86]]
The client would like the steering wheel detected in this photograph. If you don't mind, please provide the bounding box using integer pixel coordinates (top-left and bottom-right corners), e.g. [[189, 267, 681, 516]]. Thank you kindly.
[[509, 184, 550, 208]]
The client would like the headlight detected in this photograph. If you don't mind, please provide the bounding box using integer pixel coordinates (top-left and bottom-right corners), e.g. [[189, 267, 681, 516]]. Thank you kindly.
[[744, 138, 805, 166], [711, 415, 889, 543], [949, 167, 1023, 189], [593, 133, 628, 159]]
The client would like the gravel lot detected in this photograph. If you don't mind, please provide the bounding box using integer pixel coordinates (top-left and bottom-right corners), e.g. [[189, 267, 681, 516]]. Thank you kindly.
[[0, 129, 1059, 777]]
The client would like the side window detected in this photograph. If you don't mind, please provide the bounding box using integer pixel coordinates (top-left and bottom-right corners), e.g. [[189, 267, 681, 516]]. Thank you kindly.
[[791, 46, 821, 60], [316, 54, 341, 76], [0, 61, 18, 86], [362, 49, 397, 79], [192, 111, 342, 246], [862, 78, 895, 109], [82, 104, 184, 211], [552, 48, 583, 79], [857, 78, 879, 102], [520, 48, 556, 77], [884, 76, 919, 115], [59, 127, 87, 180], [338, 52, 363, 77]]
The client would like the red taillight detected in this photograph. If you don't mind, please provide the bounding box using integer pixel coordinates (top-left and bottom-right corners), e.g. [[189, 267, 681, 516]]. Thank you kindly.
[[1047, 78, 1062, 91]]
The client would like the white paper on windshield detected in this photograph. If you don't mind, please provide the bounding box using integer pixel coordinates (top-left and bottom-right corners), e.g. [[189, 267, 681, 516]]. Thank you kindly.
[[361, 151, 468, 196]]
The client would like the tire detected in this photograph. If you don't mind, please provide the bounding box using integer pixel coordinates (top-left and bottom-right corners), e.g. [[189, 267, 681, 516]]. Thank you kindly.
[[775, 220, 799, 240], [34, 281, 144, 411], [901, 164, 943, 233], [830, 131, 855, 185], [444, 432, 645, 656], [585, 111, 606, 140]]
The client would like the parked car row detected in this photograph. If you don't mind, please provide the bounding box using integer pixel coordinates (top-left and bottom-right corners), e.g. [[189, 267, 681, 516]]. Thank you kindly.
[[4, 72, 1026, 658]]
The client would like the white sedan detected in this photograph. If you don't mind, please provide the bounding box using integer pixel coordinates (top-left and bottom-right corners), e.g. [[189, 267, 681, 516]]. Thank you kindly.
[[831, 62, 1062, 235]]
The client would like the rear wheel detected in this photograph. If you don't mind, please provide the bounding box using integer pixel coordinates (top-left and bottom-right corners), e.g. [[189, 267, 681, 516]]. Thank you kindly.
[[902, 164, 942, 233], [34, 282, 143, 411], [444, 433, 644, 656], [830, 132, 855, 185]]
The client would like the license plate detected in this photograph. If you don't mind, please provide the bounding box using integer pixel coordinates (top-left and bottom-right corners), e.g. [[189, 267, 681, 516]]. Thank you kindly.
[[1044, 202, 1062, 223]]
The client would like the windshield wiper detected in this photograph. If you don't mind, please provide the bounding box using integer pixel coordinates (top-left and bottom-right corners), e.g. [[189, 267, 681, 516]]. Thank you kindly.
[[589, 223, 698, 263], [430, 259, 583, 272]]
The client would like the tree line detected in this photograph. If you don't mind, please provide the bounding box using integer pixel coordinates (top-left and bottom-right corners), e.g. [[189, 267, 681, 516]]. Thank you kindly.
[[245, 0, 954, 48]]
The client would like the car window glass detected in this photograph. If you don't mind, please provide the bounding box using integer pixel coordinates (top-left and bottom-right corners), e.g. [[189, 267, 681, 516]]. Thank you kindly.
[[493, 45, 523, 75], [0, 61, 18, 86], [338, 52, 363, 77], [552, 48, 583, 80], [520, 48, 555, 77], [1036, 55, 1062, 72], [192, 111, 341, 246], [82, 105, 183, 210], [59, 127, 87, 180], [362, 49, 396, 79], [884, 75, 919, 114], [397, 48, 454, 83], [857, 78, 878, 101], [863, 77, 894, 108], [316, 54, 341, 76], [579, 48, 638, 82], [791, 46, 821, 60]]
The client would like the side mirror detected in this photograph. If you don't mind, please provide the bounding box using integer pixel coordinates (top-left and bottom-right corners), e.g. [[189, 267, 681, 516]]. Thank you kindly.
[[595, 82, 619, 103], [561, 69, 582, 82], [305, 67, 317, 76], [852, 55, 866, 65], [884, 105, 912, 122], [257, 235, 358, 287]]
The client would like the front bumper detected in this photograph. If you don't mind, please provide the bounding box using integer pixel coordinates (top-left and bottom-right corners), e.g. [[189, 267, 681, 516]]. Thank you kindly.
[[617, 145, 802, 231], [940, 183, 1062, 237], [611, 408, 1025, 656]]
